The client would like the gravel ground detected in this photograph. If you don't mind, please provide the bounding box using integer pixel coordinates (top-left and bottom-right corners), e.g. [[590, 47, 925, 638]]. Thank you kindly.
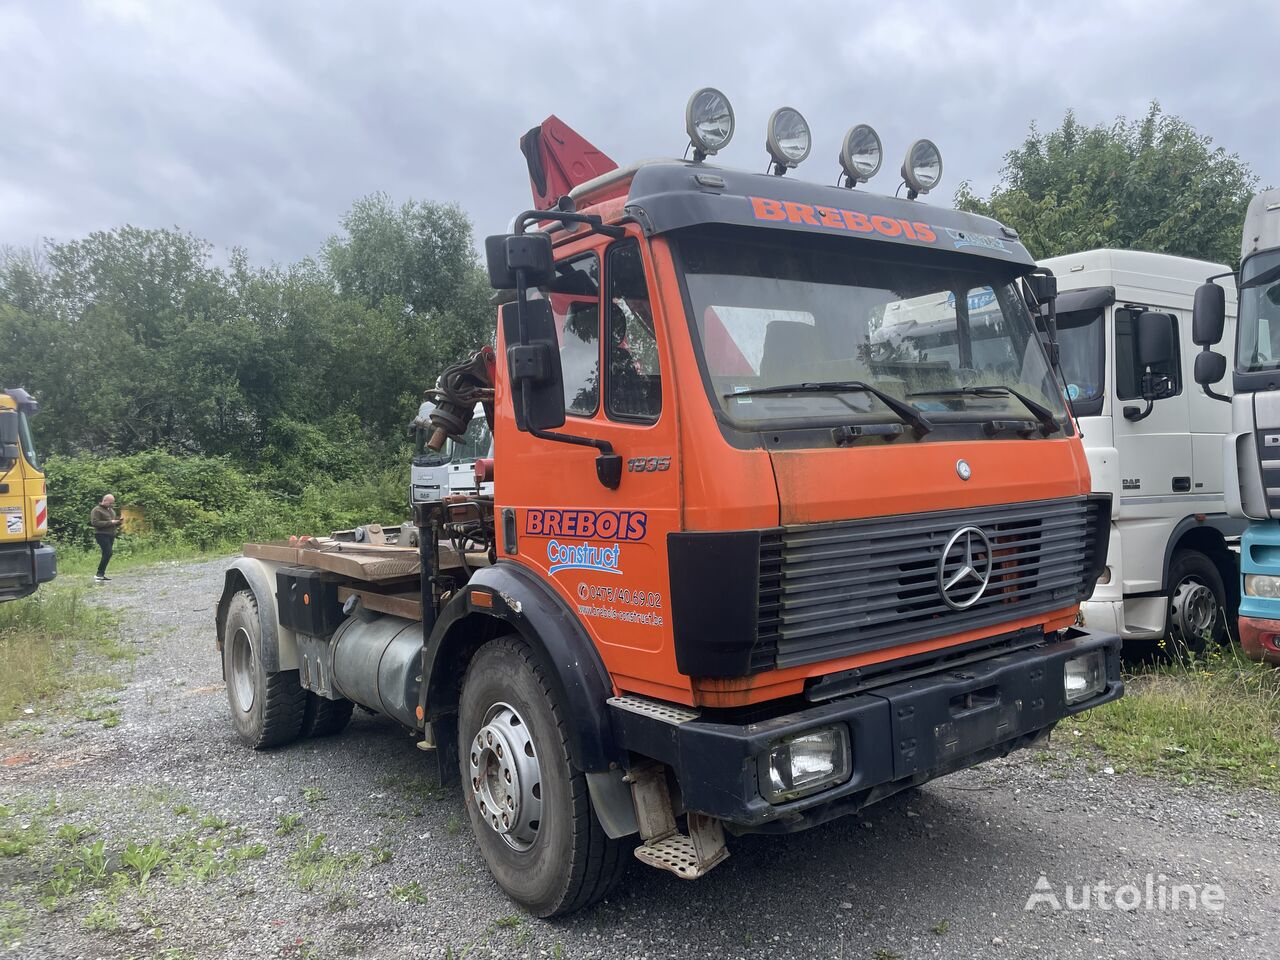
[[3, 557, 1279, 959]]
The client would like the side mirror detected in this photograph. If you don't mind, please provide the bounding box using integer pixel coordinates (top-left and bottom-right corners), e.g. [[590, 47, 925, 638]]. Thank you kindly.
[[1026, 272, 1057, 305], [1194, 350, 1227, 386], [485, 233, 554, 290], [1136, 311, 1176, 369], [1192, 282, 1226, 347], [0, 411, 17, 445], [500, 300, 566, 432]]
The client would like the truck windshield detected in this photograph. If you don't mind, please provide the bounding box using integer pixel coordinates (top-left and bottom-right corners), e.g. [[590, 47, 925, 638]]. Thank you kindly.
[[17, 412, 39, 470], [677, 231, 1066, 430], [1055, 308, 1105, 406], [1236, 250, 1280, 373]]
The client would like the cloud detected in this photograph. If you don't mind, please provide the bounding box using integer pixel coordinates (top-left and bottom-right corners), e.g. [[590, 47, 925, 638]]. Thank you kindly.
[[0, 0, 1274, 264]]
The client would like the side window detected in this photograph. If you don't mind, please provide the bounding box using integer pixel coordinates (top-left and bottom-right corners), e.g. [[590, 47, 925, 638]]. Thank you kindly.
[[547, 254, 600, 417], [1115, 307, 1181, 401], [605, 241, 662, 421]]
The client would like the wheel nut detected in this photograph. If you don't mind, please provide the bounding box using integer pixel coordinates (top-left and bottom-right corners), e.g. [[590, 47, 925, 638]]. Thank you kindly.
[[504, 769, 511, 783]]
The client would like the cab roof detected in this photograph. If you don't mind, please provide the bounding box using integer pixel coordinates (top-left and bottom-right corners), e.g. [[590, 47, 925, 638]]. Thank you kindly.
[[572, 160, 1035, 269]]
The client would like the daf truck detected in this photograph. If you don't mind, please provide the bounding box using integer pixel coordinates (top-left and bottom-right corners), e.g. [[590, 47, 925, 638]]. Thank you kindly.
[[214, 91, 1123, 916], [1192, 188, 1280, 663], [1044, 249, 1242, 656]]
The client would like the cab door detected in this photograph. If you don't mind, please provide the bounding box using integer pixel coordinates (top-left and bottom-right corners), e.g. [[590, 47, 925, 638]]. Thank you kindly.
[[1110, 305, 1192, 591], [497, 228, 683, 699]]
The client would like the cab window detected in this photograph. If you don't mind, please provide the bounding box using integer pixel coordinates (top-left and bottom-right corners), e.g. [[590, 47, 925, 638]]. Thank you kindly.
[[546, 254, 601, 417], [605, 241, 662, 422]]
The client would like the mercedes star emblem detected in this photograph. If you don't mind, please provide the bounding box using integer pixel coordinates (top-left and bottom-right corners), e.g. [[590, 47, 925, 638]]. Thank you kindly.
[[956, 459, 972, 480], [938, 525, 993, 610]]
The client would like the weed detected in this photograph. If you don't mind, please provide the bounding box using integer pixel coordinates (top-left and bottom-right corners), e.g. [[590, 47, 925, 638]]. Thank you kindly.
[[55, 823, 94, 845], [229, 842, 268, 862], [445, 814, 463, 836], [302, 786, 326, 805], [494, 915, 524, 930], [873, 950, 903, 960], [932, 919, 950, 935], [199, 813, 230, 831], [121, 840, 169, 887], [391, 881, 428, 905], [171, 804, 194, 817], [0, 900, 29, 948], [286, 833, 360, 891], [276, 813, 304, 836], [83, 900, 121, 932], [325, 892, 355, 913], [369, 844, 393, 865]]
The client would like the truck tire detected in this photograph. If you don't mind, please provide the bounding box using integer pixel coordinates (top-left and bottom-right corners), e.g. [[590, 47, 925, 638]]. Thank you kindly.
[[300, 693, 354, 738], [1165, 550, 1228, 660], [223, 589, 306, 749], [458, 636, 627, 917]]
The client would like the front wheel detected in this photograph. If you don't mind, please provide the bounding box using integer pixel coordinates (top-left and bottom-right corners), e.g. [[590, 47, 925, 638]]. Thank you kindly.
[[1165, 550, 1228, 660], [458, 636, 627, 917], [222, 590, 306, 749]]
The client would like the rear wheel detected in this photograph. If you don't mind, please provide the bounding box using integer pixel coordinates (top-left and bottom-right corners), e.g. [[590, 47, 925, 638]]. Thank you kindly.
[[458, 636, 626, 917], [300, 693, 354, 738], [1165, 550, 1228, 660], [223, 590, 306, 749]]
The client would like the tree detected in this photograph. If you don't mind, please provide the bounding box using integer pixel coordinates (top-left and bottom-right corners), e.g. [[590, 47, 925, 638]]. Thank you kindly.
[[956, 103, 1259, 266]]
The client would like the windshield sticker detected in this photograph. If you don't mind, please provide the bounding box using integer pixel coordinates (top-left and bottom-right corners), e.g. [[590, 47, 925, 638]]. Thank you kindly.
[[524, 508, 647, 541], [750, 197, 937, 244], [943, 227, 1008, 252], [547, 539, 622, 576], [1067, 383, 1081, 401]]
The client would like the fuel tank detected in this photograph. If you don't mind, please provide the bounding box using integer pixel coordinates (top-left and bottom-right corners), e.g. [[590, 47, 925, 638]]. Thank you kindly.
[[330, 614, 422, 728]]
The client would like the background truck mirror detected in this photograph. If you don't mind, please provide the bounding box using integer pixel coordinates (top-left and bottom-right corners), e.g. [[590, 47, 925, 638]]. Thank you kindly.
[[501, 299, 566, 432], [1136, 311, 1176, 369], [0, 411, 17, 445], [0, 442, 18, 462], [1194, 349, 1227, 386], [1192, 282, 1226, 346], [484, 233, 554, 290]]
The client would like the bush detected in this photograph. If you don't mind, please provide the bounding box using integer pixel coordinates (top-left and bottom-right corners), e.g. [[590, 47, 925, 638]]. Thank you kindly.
[[43, 450, 411, 552]]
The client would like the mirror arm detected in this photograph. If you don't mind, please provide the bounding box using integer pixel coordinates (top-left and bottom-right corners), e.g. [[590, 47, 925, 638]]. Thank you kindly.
[[1123, 401, 1154, 422], [1202, 385, 1231, 404], [521, 380, 623, 490], [514, 209, 626, 240]]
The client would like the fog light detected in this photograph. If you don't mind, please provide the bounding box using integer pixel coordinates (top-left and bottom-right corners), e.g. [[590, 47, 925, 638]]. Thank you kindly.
[[1244, 574, 1280, 599], [759, 726, 851, 804], [1096, 566, 1112, 585], [1064, 651, 1106, 705]]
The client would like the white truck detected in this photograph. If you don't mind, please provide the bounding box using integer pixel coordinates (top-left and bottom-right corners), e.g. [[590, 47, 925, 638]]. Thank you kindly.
[[409, 401, 492, 505], [1044, 249, 1242, 654]]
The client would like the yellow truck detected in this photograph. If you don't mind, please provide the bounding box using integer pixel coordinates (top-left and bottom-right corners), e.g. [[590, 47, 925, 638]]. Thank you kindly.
[[0, 387, 55, 601]]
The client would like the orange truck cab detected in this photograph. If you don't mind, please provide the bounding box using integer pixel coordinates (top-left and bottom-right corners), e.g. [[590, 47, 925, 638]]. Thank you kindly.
[[0, 387, 55, 602], [215, 91, 1122, 918]]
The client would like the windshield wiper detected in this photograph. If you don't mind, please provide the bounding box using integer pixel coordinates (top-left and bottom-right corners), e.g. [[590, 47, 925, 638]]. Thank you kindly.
[[725, 380, 934, 436], [908, 384, 1061, 436]]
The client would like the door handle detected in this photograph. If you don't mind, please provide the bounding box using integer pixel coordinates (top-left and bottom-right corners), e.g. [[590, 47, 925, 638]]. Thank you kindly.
[[1172, 476, 1191, 492]]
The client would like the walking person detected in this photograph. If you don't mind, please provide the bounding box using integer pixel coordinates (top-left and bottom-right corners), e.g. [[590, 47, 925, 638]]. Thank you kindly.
[[90, 493, 124, 582]]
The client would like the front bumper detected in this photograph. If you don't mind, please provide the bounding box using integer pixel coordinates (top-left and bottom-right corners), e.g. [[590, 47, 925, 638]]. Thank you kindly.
[[0, 542, 56, 601], [609, 628, 1122, 832], [1238, 616, 1280, 665]]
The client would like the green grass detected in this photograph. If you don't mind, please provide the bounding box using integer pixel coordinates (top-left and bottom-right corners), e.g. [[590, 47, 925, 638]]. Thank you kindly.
[[1074, 648, 1280, 789], [52, 536, 236, 577], [0, 586, 126, 722]]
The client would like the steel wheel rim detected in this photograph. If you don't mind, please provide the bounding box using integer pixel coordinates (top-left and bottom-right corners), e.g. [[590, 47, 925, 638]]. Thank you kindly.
[[1170, 578, 1217, 648], [469, 701, 542, 851], [230, 626, 256, 712]]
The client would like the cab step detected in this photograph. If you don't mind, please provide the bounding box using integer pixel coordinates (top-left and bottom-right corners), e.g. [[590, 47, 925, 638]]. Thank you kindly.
[[633, 813, 729, 879]]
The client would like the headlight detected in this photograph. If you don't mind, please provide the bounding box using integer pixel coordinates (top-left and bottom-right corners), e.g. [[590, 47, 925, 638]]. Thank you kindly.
[[1064, 651, 1106, 705], [900, 138, 943, 196], [839, 124, 883, 185], [759, 725, 851, 804], [685, 87, 735, 159], [1244, 574, 1280, 599], [766, 106, 812, 171]]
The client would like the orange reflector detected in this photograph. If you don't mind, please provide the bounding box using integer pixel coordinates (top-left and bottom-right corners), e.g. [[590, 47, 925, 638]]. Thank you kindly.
[[303, 593, 310, 605], [415, 705, 425, 721], [471, 590, 494, 608]]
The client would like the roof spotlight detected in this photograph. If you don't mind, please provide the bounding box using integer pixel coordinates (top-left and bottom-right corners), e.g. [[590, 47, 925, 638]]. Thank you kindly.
[[766, 107, 811, 174], [901, 139, 943, 198], [685, 87, 735, 161], [839, 124, 882, 186]]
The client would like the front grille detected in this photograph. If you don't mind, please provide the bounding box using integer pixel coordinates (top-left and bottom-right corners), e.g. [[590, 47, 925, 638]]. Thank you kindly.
[[756, 496, 1104, 669]]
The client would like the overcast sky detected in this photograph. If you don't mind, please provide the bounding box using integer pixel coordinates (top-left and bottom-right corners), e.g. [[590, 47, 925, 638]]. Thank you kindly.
[[1, 0, 1275, 266]]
